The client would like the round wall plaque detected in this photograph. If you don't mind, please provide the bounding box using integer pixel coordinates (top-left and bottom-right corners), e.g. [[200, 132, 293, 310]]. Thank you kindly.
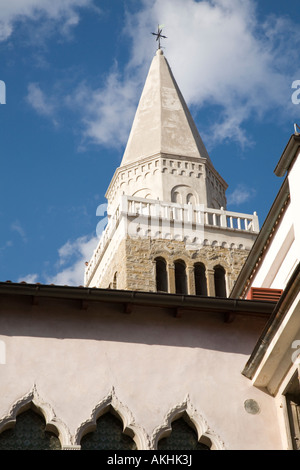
[[244, 399, 260, 415]]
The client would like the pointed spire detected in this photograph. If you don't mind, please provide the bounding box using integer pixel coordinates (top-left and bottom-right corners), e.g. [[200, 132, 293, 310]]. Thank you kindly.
[[120, 49, 212, 167]]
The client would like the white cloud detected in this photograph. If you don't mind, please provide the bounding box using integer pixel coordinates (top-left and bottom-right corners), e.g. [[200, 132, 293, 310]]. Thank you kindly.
[[0, 0, 97, 42], [16, 235, 99, 286], [11, 220, 27, 242], [45, 234, 98, 286], [122, 0, 300, 147], [18, 273, 39, 284], [227, 184, 256, 206], [26, 83, 56, 117], [67, 72, 138, 149], [24, 0, 300, 149], [0, 240, 13, 253], [86, 0, 300, 149], [26, 70, 139, 148]]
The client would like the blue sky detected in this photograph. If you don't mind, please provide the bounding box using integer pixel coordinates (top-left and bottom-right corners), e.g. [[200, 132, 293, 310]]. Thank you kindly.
[[1, 0, 300, 286]]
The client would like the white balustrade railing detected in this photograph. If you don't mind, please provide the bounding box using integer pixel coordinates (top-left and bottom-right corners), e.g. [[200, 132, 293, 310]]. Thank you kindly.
[[85, 195, 259, 284], [125, 196, 259, 232]]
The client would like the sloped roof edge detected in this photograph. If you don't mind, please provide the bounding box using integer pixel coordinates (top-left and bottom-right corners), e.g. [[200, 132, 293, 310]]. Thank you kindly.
[[0, 281, 275, 320]]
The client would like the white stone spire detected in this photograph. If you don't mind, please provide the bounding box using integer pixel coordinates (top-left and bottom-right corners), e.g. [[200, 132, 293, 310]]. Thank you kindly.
[[105, 48, 228, 212], [120, 48, 212, 167]]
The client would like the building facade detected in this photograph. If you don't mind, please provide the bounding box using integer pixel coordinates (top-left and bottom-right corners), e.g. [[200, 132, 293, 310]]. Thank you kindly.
[[0, 49, 299, 452], [0, 281, 281, 450]]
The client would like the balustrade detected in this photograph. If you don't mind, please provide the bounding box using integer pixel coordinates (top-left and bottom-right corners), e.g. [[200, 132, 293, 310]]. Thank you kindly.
[[84, 195, 259, 285]]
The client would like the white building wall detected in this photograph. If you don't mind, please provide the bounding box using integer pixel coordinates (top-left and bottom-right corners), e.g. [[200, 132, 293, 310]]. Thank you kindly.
[[248, 202, 296, 290], [287, 148, 300, 264]]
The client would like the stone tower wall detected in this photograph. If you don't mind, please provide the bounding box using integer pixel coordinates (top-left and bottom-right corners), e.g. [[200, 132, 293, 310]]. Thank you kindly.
[[96, 239, 128, 290], [99, 236, 250, 296]]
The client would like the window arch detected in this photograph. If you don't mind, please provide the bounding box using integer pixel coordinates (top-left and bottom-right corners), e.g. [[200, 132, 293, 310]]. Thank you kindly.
[[174, 260, 188, 295], [80, 410, 135, 450], [186, 193, 196, 205], [171, 185, 194, 205], [214, 265, 227, 298], [194, 263, 207, 296], [155, 258, 168, 293], [132, 188, 153, 199], [157, 414, 211, 451], [112, 272, 118, 289], [172, 191, 182, 204], [0, 406, 61, 450]]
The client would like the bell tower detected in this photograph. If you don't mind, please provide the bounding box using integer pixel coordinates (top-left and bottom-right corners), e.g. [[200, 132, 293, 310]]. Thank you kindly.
[[84, 48, 259, 297]]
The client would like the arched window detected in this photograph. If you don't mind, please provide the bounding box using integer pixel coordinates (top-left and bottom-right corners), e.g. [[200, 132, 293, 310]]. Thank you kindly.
[[194, 263, 207, 296], [155, 258, 168, 293], [175, 260, 187, 295], [157, 416, 211, 450], [0, 407, 61, 450], [172, 191, 182, 204], [186, 193, 196, 205], [80, 411, 135, 450], [112, 272, 117, 289], [214, 265, 226, 298]]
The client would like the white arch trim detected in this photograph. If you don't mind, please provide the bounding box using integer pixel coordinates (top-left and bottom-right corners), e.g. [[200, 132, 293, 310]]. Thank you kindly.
[[151, 395, 225, 450], [74, 387, 150, 450], [0, 384, 72, 448]]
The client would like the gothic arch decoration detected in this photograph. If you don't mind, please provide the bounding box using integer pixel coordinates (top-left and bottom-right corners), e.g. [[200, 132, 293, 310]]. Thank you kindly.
[[151, 396, 225, 450], [74, 387, 150, 450], [0, 384, 72, 448]]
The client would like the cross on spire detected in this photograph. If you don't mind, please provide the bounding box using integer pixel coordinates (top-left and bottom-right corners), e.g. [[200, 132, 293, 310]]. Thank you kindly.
[[151, 24, 167, 49]]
